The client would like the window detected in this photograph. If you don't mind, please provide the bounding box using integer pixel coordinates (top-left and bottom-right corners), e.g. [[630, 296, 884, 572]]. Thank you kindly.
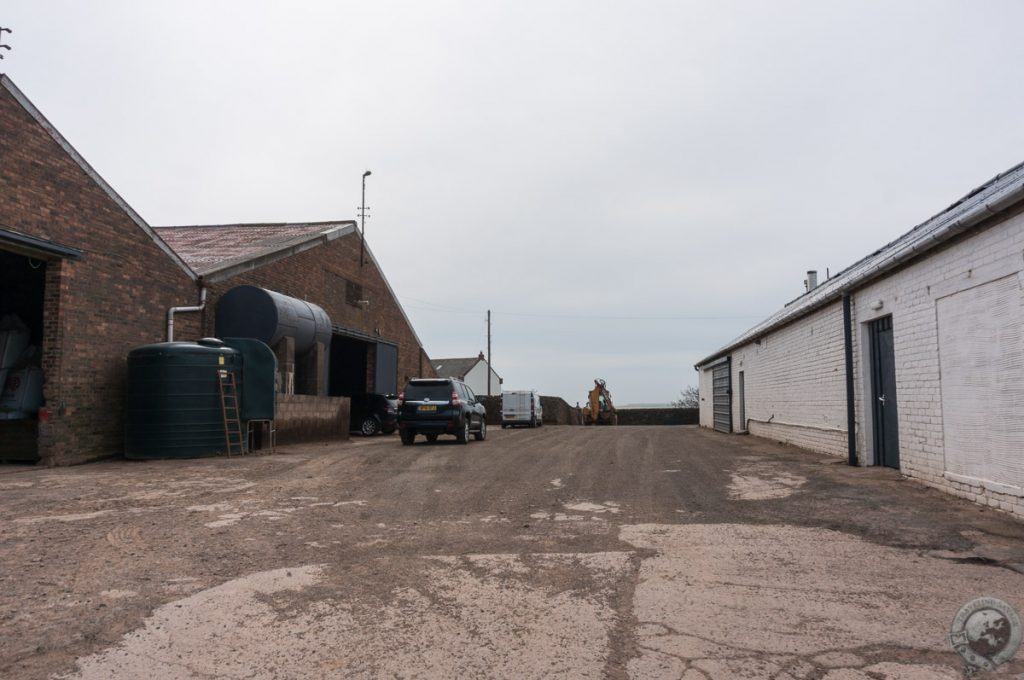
[[346, 279, 363, 307]]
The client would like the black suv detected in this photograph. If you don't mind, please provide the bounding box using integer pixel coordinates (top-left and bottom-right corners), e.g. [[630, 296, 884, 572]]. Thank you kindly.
[[349, 393, 398, 436], [397, 378, 487, 445]]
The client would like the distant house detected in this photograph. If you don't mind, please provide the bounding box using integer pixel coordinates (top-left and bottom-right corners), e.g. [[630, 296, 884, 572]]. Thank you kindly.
[[431, 352, 502, 396], [694, 160, 1024, 520]]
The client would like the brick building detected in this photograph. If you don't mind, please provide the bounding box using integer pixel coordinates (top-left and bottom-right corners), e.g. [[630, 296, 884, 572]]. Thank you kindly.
[[696, 161, 1024, 519], [156, 222, 436, 442], [0, 75, 434, 464], [0, 75, 200, 465]]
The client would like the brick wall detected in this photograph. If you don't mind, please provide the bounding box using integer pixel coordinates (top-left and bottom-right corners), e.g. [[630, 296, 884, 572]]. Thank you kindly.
[[201, 231, 435, 394], [276, 394, 350, 444], [0, 82, 200, 465], [698, 204, 1024, 520]]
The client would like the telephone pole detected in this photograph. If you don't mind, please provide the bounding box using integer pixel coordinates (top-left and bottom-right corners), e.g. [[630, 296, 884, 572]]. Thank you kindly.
[[487, 310, 492, 396]]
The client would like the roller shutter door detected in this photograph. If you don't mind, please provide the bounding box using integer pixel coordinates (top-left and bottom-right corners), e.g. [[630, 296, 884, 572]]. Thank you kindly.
[[712, 359, 732, 433]]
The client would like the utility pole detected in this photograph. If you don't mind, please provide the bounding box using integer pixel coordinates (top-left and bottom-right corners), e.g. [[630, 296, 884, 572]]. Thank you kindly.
[[359, 170, 371, 267], [486, 311, 492, 396]]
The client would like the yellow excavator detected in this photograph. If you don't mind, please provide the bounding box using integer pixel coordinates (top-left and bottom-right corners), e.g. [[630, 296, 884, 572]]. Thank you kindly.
[[582, 379, 617, 425]]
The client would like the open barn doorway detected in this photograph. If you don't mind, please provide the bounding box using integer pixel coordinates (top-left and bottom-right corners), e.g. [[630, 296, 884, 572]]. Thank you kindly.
[[0, 249, 46, 462], [328, 333, 369, 397]]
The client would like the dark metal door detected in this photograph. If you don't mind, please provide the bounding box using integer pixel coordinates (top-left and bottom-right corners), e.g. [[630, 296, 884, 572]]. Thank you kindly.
[[869, 316, 900, 468], [712, 359, 732, 433], [737, 371, 745, 432], [374, 342, 398, 395]]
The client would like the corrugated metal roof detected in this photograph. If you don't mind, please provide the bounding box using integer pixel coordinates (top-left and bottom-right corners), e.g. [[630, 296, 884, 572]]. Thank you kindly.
[[154, 222, 354, 276], [696, 160, 1024, 368]]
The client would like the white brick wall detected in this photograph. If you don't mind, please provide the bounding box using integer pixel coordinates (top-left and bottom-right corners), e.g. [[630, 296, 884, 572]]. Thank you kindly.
[[698, 362, 714, 428], [699, 206, 1024, 520], [728, 302, 848, 457]]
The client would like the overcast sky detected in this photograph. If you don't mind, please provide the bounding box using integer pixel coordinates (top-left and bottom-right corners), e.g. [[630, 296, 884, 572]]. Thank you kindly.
[[5, 1, 1024, 405]]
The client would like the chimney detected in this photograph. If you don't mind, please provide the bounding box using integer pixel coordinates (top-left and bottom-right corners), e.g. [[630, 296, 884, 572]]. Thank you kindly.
[[478, 351, 485, 361], [805, 270, 818, 292]]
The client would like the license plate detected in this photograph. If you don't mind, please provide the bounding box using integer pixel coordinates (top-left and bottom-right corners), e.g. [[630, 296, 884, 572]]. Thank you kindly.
[[418, 405, 437, 412]]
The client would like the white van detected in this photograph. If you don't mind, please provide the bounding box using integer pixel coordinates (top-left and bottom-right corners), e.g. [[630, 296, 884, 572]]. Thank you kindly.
[[501, 390, 543, 428]]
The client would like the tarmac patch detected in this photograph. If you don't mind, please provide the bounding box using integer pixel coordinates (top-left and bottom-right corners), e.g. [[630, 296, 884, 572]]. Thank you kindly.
[[62, 554, 631, 679], [620, 523, 1024, 678], [727, 461, 806, 500]]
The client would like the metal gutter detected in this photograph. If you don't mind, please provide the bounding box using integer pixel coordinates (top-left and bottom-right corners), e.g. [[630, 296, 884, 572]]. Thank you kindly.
[[0, 226, 83, 260], [695, 160, 1024, 369]]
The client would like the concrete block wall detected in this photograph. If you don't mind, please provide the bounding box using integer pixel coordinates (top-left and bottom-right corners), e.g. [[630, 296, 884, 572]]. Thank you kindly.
[[275, 394, 350, 445]]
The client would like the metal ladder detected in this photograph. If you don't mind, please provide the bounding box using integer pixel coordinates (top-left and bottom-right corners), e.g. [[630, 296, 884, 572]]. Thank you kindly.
[[217, 370, 245, 456]]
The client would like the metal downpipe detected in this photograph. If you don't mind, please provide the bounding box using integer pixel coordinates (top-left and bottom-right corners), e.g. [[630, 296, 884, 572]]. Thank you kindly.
[[842, 293, 857, 466], [167, 287, 207, 342]]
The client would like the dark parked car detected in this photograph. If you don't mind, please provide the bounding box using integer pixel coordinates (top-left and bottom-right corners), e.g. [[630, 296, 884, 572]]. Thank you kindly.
[[349, 393, 398, 436], [397, 378, 487, 445]]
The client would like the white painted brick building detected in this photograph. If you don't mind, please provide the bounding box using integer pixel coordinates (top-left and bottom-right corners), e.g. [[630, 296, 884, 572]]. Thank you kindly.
[[696, 162, 1024, 520]]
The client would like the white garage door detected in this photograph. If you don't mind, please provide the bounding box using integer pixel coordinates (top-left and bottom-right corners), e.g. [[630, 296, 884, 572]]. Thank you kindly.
[[937, 274, 1024, 493]]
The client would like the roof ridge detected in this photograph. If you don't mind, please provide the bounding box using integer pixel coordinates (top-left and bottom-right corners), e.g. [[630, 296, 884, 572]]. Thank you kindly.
[[0, 74, 197, 280], [696, 159, 1024, 367], [155, 220, 355, 230]]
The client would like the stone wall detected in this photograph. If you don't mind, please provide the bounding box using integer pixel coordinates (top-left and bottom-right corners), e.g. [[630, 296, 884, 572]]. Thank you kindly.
[[616, 408, 698, 426], [476, 395, 579, 425], [539, 396, 580, 425]]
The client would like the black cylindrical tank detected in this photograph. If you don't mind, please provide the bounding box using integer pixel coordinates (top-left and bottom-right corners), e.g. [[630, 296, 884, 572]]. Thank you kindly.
[[215, 285, 331, 355], [125, 339, 241, 459]]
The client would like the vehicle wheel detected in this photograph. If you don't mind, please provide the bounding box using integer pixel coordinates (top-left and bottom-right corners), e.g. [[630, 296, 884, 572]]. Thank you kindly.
[[456, 419, 470, 444], [474, 419, 487, 441], [360, 416, 381, 436], [426, 433, 439, 443], [400, 430, 415, 446]]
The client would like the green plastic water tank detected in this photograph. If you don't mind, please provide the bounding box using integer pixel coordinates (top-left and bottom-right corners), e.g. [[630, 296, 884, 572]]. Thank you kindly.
[[125, 338, 241, 459]]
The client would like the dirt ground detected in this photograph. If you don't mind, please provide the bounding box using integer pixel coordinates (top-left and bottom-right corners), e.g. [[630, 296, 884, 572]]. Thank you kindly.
[[1, 426, 1023, 679]]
